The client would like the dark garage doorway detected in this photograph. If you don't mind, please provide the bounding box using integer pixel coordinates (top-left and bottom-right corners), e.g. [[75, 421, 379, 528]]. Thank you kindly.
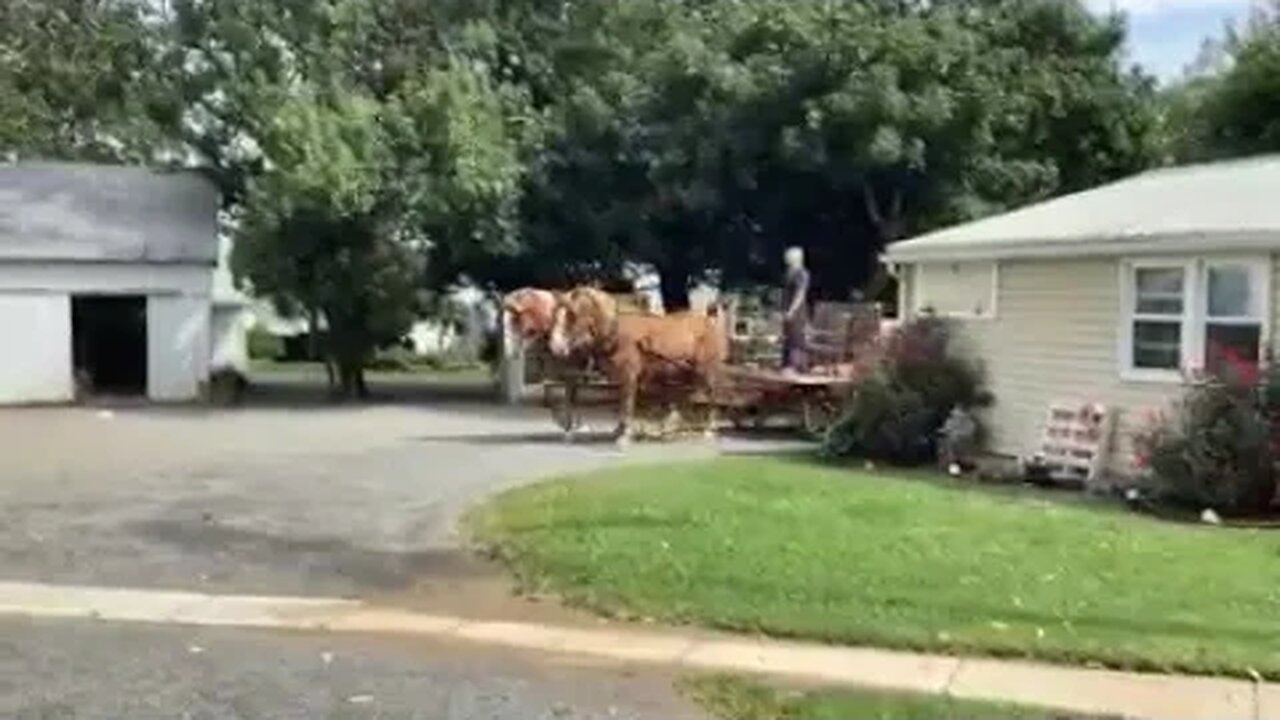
[[72, 296, 148, 397]]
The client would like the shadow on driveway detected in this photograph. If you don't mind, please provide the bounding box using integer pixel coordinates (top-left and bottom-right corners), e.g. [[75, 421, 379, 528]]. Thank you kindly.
[[131, 518, 489, 593]]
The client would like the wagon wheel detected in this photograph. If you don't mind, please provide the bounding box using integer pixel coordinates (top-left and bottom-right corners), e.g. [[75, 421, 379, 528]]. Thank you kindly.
[[727, 405, 761, 431], [548, 387, 574, 433], [800, 394, 841, 439]]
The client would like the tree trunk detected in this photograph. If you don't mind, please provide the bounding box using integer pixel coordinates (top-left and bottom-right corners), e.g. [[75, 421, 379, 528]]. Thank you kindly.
[[862, 183, 906, 243], [355, 367, 369, 399], [335, 359, 366, 401], [308, 306, 337, 394], [659, 267, 690, 312]]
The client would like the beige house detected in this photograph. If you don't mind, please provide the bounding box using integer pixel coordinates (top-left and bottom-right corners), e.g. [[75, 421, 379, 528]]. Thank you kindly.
[[884, 156, 1280, 476]]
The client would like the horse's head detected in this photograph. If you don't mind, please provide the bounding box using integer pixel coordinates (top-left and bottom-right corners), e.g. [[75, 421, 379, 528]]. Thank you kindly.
[[548, 287, 619, 357], [501, 288, 561, 341]]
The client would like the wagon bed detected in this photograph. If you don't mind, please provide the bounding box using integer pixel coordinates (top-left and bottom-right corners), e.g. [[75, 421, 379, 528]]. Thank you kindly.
[[541, 364, 857, 437], [718, 365, 856, 436]]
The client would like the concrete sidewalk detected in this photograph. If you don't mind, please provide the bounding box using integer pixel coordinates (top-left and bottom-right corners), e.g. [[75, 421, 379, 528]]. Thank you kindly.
[[0, 580, 1267, 720]]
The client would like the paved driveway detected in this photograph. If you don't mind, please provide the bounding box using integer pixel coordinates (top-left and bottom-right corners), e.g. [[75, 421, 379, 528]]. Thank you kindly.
[[0, 376, 798, 718], [0, 376, 778, 601]]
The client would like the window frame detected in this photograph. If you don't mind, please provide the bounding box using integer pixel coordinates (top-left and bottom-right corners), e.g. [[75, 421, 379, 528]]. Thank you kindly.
[[1118, 255, 1271, 384]]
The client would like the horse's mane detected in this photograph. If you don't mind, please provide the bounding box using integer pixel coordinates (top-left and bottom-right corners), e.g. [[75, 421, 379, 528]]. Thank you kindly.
[[574, 286, 619, 321]]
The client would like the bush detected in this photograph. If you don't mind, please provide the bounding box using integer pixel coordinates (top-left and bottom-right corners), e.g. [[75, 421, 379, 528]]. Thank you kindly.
[[824, 375, 935, 463], [1134, 363, 1279, 515], [247, 326, 284, 360], [825, 314, 990, 465], [882, 314, 991, 419]]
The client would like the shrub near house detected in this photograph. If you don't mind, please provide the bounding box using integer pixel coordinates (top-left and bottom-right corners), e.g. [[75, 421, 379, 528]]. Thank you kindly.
[[824, 314, 991, 465], [1134, 351, 1280, 515]]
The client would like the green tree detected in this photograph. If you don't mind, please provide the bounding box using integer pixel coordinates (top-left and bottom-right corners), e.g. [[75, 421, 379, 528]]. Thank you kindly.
[[388, 56, 544, 290], [0, 0, 170, 162], [510, 0, 1162, 306], [165, 0, 535, 397], [1201, 5, 1280, 156], [233, 87, 420, 397]]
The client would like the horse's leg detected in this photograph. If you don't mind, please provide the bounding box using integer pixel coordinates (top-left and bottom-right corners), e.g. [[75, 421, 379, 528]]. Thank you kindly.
[[663, 400, 681, 439], [616, 367, 639, 448], [561, 375, 580, 442], [700, 371, 720, 441]]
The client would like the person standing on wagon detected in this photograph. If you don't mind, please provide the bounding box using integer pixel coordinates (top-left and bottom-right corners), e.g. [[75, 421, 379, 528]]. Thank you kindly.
[[781, 246, 810, 373]]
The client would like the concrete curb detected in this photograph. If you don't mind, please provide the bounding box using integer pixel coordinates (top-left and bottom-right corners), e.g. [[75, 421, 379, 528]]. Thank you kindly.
[[0, 580, 1264, 720]]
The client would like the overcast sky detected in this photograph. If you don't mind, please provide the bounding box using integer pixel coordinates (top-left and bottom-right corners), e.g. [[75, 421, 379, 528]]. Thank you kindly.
[[1085, 0, 1259, 79]]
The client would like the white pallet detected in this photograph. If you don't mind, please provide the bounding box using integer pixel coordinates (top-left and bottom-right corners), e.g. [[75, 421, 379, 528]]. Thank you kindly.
[[1034, 402, 1113, 484]]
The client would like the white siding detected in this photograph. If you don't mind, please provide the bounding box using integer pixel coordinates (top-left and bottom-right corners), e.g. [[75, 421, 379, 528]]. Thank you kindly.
[[148, 295, 211, 401], [408, 320, 456, 356], [913, 261, 997, 318], [905, 258, 1204, 477], [210, 304, 250, 373], [0, 262, 211, 296], [0, 294, 72, 403]]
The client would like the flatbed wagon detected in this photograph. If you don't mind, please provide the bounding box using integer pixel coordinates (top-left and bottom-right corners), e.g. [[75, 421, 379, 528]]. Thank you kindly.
[[541, 363, 859, 437], [717, 365, 856, 436]]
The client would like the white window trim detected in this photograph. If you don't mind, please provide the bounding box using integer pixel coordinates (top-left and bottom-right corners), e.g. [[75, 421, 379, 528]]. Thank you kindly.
[[1118, 255, 1271, 384], [912, 261, 999, 321]]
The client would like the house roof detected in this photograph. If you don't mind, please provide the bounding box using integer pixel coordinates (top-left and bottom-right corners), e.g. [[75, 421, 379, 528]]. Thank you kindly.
[[885, 155, 1280, 263], [0, 162, 219, 265]]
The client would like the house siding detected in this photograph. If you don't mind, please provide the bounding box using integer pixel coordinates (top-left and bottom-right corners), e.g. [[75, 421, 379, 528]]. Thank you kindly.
[[912, 261, 997, 318], [0, 293, 73, 403], [904, 256, 1280, 477], [0, 262, 213, 405]]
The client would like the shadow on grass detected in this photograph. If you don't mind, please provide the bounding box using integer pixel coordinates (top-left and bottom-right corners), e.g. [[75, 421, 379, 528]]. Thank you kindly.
[[789, 453, 1131, 517]]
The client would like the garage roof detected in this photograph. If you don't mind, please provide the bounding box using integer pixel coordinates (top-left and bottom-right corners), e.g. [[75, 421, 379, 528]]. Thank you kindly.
[[885, 155, 1280, 262], [0, 163, 219, 264]]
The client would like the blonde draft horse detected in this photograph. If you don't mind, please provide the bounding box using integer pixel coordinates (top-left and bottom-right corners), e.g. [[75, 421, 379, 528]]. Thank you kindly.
[[500, 287, 591, 436], [548, 286, 728, 446]]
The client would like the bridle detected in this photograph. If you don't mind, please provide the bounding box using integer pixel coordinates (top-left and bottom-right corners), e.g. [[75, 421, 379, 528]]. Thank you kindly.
[[559, 288, 621, 357]]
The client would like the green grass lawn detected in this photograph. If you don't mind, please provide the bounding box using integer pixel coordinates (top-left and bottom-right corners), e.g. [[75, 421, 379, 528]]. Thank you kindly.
[[682, 675, 1110, 720], [468, 455, 1280, 678]]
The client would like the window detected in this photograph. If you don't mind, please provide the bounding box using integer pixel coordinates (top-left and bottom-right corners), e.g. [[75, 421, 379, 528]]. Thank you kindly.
[[1121, 257, 1269, 381], [1204, 262, 1265, 375], [1131, 266, 1185, 370]]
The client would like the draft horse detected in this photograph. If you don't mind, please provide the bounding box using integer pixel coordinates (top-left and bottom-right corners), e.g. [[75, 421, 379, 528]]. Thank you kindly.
[[501, 287, 592, 434], [548, 286, 728, 445]]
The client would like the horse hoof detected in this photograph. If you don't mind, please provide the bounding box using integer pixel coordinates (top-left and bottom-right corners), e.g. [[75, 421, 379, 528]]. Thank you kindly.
[[615, 435, 632, 450]]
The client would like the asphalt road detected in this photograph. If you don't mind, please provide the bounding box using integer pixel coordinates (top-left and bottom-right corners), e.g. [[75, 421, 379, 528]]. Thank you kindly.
[[0, 617, 706, 720]]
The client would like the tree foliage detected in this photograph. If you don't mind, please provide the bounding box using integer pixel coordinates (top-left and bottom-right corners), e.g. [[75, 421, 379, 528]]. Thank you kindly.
[[1160, 3, 1280, 162], [0, 0, 170, 162], [504, 0, 1163, 306], [171, 0, 534, 396], [1201, 7, 1280, 157], [4, 0, 1181, 383]]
